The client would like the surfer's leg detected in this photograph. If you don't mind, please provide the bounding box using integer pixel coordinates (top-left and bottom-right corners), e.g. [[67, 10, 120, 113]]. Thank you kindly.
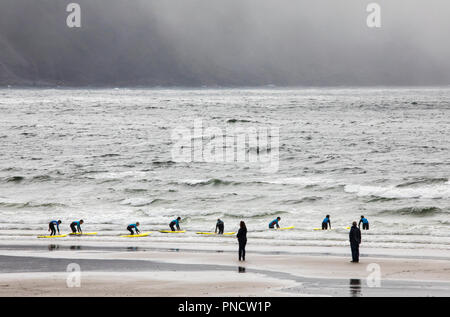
[[127, 226, 134, 235], [50, 224, 56, 236]]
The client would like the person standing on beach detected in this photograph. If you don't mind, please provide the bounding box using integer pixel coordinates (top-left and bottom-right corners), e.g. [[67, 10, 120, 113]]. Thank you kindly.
[[170, 217, 181, 231], [127, 222, 140, 235], [237, 221, 247, 261], [215, 219, 224, 234], [269, 217, 281, 229], [70, 219, 84, 234], [349, 221, 362, 263], [359, 216, 369, 230], [322, 215, 331, 230], [49, 220, 62, 236]]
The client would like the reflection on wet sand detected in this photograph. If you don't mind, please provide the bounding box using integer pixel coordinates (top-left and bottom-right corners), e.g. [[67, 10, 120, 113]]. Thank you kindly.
[[349, 279, 362, 297]]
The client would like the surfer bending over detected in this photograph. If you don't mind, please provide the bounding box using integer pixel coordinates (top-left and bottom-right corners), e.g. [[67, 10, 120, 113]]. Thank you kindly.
[[359, 216, 369, 230], [49, 220, 62, 236], [70, 220, 84, 233], [170, 217, 181, 231], [127, 222, 140, 235], [215, 219, 224, 234], [269, 217, 281, 229], [322, 215, 331, 230]]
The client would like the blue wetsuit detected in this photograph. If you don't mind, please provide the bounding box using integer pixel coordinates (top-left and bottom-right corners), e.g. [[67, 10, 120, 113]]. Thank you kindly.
[[359, 217, 369, 230], [70, 221, 82, 233], [269, 218, 280, 229], [322, 217, 331, 230], [170, 219, 180, 231], [127, 223, 140, 234], [49, 220, 60, 235]]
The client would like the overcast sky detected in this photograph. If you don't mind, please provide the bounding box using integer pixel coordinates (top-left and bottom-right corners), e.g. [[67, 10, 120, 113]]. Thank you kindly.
[[1, 0, 449, 86]]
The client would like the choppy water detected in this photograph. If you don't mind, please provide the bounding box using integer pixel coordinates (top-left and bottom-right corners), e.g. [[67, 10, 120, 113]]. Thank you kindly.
[[0, 87, 449, 250]]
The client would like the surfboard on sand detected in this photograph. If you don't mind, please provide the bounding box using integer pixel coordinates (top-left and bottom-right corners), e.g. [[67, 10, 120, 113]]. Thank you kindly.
[[159, 230, 186, 233], [275, 226, 295, 230], [196, 232, 236, 235], [69, 232, 98, 236], [313, 227, 350, 231], [37, 234, 68, 238], [120, 232, 151, 237]]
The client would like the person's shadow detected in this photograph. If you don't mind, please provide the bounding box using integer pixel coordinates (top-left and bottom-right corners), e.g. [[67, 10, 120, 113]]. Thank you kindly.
[[238, 266, 246, 273]]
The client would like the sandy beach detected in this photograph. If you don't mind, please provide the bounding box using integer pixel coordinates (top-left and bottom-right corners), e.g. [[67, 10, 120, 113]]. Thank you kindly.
[[0, 240, 449, 297]]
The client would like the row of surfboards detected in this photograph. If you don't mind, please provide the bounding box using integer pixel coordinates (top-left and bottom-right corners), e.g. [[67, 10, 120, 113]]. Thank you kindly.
[[37, 226, 298, 238], [37, 226, 349, 238]]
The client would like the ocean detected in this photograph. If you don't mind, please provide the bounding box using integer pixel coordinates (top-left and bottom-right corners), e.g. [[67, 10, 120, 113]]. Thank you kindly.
[[0, 87, 449, 250]]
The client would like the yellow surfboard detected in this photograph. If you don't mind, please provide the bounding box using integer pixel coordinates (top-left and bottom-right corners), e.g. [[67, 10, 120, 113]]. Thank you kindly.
[[69, 232, 98, 236], [274, 226, 295, 230], [196, 232, 236, 235], [120, 232, 151, 237], [37, 234, 68, 238], [159, 230, 186, 233]]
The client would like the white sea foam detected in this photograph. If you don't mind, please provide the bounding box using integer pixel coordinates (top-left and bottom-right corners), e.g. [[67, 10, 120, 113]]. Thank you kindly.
[[344, 183, 450, 199]]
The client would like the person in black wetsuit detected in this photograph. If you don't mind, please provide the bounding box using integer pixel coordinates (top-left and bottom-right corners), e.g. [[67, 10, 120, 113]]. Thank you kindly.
[[170, 217, 181, 231], [49, 220, 62, 236], [237, 221, 247, 261], [349, 221, 362, 263], [358, 215, 369, 230], [70, 220, 84, 233], [215, 219, 224, 234], [322, 215, 331, 230]]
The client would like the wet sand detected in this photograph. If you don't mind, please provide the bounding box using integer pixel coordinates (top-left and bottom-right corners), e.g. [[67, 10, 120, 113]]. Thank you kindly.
[[0, 240, 449, 297]]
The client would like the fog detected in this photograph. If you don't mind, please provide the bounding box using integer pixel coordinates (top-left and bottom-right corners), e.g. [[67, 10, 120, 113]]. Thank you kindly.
[[1, 0, 449, 86]]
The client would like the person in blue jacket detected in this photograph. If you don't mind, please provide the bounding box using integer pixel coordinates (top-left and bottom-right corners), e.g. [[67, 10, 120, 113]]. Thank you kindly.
[[49, 220, 62, 236], [170, 217, 181, 231], [127, 222, 140, 235], [70, 219, 84, 234], [359, 215, 369, 230], [322, 215, 331, 230], [269, 217, 281, 229]]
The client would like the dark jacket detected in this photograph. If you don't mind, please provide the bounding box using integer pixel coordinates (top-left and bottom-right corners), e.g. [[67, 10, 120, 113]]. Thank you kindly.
[[349, 225, 361, 244], [237, 227, 247, 242]]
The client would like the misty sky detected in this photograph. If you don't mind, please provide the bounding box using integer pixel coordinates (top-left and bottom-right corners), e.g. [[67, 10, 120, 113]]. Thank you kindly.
[[1, 0, 450, 86]]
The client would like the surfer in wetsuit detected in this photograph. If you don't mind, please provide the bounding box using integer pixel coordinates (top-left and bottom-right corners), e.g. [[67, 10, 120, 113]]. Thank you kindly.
[[170, 217, 181, 231], [237, 221, 247, 261], [49, 220, 62, 236], [70, 219, 84, 234], [215, 219, 224, 234], [127, 222, 140, 235], [358, 216, 369, 230], [269, 217, 281, 229], [322, 215, 331, 230]]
